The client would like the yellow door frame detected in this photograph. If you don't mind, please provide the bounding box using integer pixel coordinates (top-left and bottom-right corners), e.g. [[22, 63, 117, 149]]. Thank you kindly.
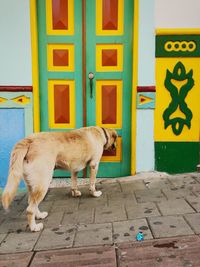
[[29, 0, 139, 175]]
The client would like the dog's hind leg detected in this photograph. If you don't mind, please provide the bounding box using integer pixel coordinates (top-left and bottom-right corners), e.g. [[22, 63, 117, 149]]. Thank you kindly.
[[26, 185, 48, 220], [26, 171, 52, 232], [71, 171, 81, 197], [89, 162, 102, 197]]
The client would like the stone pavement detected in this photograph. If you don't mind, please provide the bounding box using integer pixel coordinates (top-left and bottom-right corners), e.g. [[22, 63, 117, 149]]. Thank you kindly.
[[1, 172, 200, 266]]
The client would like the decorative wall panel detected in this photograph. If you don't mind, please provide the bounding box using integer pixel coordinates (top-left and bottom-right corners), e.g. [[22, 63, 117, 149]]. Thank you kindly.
[[155, 32, 200, 173]]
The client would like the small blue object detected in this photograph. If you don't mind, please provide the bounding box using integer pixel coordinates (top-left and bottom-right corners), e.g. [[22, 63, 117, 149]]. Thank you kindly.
[[136, 231, 144, 241]]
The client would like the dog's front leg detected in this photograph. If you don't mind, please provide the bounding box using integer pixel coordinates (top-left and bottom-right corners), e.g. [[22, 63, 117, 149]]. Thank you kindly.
[[71, 171, 81, 197], [89, 163, 102, 197]]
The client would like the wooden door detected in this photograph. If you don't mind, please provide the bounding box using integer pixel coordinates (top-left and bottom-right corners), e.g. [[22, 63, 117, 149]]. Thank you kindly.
[[37, 0, 133, 177]]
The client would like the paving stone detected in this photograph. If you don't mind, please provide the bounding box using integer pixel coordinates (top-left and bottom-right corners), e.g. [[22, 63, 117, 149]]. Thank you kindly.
[[0, 217, 28, 234], [0, 234, 6, 244], [117, 235, 200, 267], [44, 188, 71, 201], [95, 205, 127, 223], [126, 202, 160, 220], [0, 215, 5, 227], [0, 231, 40, 254], [62, 208, 94, 224], [38, 200, 54, 213], [51, 198, 79, 212], [168, 175, 199, 188], [120, 180, 146, 192], [134, 189, 167, 203], [143, 177, 171, 189], [34, 225, 76, 251], [157, 199, 195, 216], [43, 211, 64, 228], [162, 187, 195, 200], [74, 223, 112, 247], [0, 205, 24, 220], [148, 215, 194, 238], [7, 194, 27, 214], [186, 196, 200, 212], [17, 194, 28, 208], [100, 183, 122, 196], [184, 213, 200, 234], [0, 252, 33, 267], [108, 192, 136, 206], [189, 184, 200, 196], [30, 246, 116, 267], [12, 192, 26, 204], [79, 194, 108, 208], [194, 175, 200, 184], [113, 219, 153, 243]]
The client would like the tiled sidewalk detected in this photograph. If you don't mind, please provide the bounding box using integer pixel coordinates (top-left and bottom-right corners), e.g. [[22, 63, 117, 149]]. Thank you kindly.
[[1, 172, 200, 266]]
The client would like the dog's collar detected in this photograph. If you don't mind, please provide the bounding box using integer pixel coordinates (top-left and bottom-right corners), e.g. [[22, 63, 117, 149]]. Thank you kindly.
[[101, 127, 108, 147]]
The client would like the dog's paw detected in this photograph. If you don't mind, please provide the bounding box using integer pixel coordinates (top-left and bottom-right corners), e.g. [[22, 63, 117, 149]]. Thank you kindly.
[[30, 222, 44, 232], [90, 190, 102, 197], [71, 189, 82, 197], [36, 211, 48, 220]]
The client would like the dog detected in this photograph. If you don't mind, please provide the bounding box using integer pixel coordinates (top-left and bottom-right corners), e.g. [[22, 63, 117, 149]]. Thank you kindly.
[[2, 126, 117, 232]]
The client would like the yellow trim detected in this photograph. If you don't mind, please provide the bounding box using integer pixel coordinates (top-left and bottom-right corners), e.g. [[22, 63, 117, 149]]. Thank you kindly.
[[48, 80, 75, 129], [46, 0, 74, 35], [96, 44, 123, 72], [0, 97, 8, 104], [47, 44, 74, 72], [11, 95, 31, 105], [156, 28, 200, 36], [131, 0, 138, 175], [96, 80, 122, 129], [101, 137, 122, 162], [96, 0, 124, 36], [30, 0, 40, 132]]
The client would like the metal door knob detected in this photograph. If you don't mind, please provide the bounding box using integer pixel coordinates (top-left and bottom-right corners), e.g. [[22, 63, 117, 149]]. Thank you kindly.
[[88, 72, 94, 98]]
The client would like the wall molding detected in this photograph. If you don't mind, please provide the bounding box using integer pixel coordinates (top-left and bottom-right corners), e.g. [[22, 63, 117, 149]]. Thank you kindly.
[[137, 86, 156, 92], [156, 28, 200, 35], [0, 86, 33, 92]]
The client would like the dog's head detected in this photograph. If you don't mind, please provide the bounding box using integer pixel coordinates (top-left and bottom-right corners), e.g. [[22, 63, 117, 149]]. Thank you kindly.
[[103, 128, 118, 151]]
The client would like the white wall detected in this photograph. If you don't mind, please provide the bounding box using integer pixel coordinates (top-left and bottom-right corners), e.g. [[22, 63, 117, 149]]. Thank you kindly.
[[155, 0, 200, 28], [0, 0, 32, 85], [136, 0, 155, 172]]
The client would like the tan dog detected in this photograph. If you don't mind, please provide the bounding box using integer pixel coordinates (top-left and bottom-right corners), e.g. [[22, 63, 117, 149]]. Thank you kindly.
[[2, 126, 117, 232]]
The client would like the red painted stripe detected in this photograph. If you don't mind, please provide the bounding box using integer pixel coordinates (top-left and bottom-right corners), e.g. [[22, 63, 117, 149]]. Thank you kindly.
[[0, 86, 33, 92], [137, 86, 156, 92]]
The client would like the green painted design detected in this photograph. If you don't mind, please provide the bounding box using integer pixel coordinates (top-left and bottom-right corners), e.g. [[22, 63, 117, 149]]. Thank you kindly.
[[156, 35, 200, 57], [155, 142, 199, 174], [163, 62, 193, 135]]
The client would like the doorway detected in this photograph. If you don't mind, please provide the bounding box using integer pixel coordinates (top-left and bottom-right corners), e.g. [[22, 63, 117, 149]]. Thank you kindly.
[[37, 0, 134, 177]]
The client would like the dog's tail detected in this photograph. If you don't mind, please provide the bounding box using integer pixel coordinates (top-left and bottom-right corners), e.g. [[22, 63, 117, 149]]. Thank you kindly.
[[2, 138, 31, 210]]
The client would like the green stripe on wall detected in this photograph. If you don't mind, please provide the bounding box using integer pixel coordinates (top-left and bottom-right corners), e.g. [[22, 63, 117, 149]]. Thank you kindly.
[[156, 35, 200, 58], [155, 142, 199, 174]]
